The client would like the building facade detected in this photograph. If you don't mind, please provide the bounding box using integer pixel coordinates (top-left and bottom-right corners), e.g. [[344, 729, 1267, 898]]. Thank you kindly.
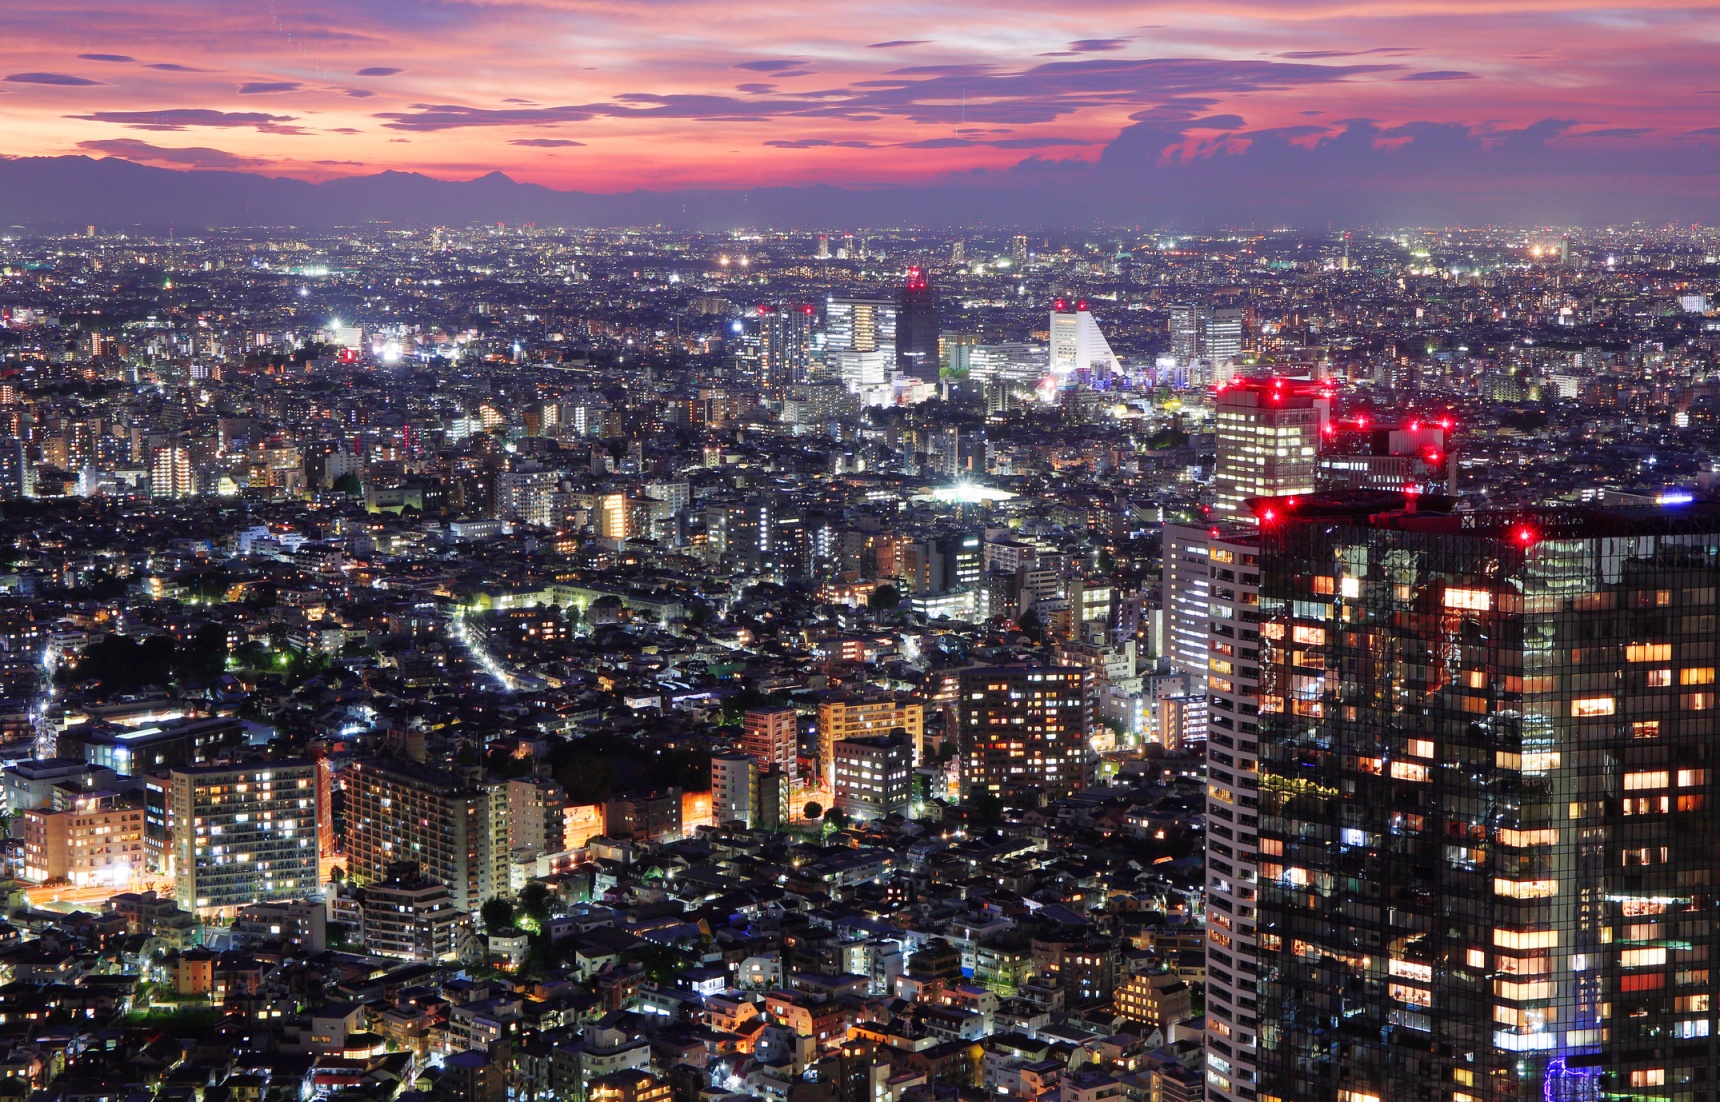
[[957, 666, 1094, 801], [742, 706, 799, 780], [169, 761, 320, 916], [817, 697, 925, 784], [344, 759, 510, 913], [1212, 378, 1329, 524], [832, 735, 914, 820], [712, 753, 758, 828], [1254, 495, 1720, 1102]]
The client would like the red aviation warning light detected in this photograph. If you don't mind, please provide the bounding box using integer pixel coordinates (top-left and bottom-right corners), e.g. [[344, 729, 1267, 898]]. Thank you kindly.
[[1076, 299, 1089, 311], [905, 266, 928, 291], [1513, 524, 1538, 548], [1053, 298, 1068, 311]]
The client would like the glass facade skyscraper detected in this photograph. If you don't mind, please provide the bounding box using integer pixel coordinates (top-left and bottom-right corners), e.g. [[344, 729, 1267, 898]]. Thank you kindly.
[[1254, 492, 1720, 1102], [896, 266, 940, 378]]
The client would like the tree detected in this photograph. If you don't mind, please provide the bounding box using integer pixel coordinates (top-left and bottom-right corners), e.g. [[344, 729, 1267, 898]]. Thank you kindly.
[[332, 472, 363, 495], [517, 882, 554, 933], [869, 584, 901, 611], [825, 808, 850, 832], [1018, 606, 1044, 643], [480, 897, 514, 933], [802, 801, 824, 821]]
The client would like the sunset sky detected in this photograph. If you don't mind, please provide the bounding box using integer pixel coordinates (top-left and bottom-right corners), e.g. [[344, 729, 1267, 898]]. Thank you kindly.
[[1, 0, 1717, 200]]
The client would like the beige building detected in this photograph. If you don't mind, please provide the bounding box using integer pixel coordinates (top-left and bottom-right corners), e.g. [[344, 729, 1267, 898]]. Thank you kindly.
[[21, 792, 146, 887], [816, 697, 924, 784]]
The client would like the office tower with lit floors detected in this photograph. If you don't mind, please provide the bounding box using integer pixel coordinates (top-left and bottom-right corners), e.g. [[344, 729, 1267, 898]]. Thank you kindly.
[[896, 267, 940, 378], [1198, 526, 1267, 1102], [1212, 377, 1330, 524], [1252, 492, 1720, 1102]]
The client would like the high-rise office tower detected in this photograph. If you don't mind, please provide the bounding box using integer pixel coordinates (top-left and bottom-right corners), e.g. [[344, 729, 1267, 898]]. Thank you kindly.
[[1204, 306, 1244, 367], [957, 666, 1094, 800], [1212, 377, 1329, 524], [1168, 304, 1244, 378], [1252, 493, 1720, 1102], [345, 759, 511, 913], [756, 303, 815, 389], [816, 234, 831, 260], [951, 239, 966, 264], [1011, 234, 1029, 264], [169, 761, 320, 916], [825, 298, 878, 354], [1169, 304, 1200, 367], [896, 267, 940, 377], [1319, 415, 1460, 497], [1048, 299, 1122, 384]]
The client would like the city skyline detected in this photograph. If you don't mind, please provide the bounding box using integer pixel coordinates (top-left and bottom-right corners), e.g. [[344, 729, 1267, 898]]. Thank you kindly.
[[0, 1, 1718, 226]]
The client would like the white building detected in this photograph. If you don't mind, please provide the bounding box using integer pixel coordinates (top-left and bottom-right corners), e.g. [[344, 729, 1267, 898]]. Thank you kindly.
[[712, 752, 757, 827], [1048, 300, 1121, 383]]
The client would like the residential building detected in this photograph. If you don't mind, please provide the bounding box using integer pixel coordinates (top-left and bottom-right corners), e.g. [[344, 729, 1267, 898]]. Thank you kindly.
[[957, 666, 1094, 800], [344, 759, 511, 913], [831, 735, 913, 820], [817, 696, 925, 784], [169, 760, 320, 917], [712, 752, 758, 828]]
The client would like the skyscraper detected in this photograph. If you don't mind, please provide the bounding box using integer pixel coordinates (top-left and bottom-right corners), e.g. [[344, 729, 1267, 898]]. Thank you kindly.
[[1048, 299, 1122, 385], [1212, 377, 1329, 524], [896, 267, 940, 377], [1011, 234, 1029, 264], [1252, 493, 1720, 1102], [0, 437, 28, 500], [1169, 304, 1200, 367], [826, 296, 896, 393], [1168, 304, 1245, 380], [1204, 306, 1244, 368], [957, 665, 1094, 800], [756, 303, 815, 389]]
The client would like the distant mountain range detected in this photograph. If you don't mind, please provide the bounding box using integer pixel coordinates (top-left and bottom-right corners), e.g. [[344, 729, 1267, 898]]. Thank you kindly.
[[4, 143, 1718, 232], [0, 156, 1058, 233]]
